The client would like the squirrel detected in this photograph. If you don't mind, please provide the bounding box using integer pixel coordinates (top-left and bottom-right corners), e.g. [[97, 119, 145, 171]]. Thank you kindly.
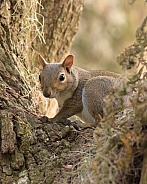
[[38, 54, 129, 125]]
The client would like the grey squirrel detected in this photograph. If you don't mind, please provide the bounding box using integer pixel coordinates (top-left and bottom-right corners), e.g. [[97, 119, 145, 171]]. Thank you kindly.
[[39, 54, 129, 125]]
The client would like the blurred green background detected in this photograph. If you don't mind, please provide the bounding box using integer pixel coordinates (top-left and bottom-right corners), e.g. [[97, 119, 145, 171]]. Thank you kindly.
[[71, 0, 146, 72]]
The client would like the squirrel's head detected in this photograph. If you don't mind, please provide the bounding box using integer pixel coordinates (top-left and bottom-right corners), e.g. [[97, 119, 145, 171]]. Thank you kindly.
[[38, 54, 76, 98]]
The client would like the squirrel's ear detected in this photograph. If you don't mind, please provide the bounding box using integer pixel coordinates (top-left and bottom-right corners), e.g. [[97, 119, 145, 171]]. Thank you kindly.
[[38, 54, 47, 68], [62, 55, 74, 70]]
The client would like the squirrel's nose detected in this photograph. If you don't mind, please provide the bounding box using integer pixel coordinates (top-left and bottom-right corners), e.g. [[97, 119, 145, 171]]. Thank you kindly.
[[43, 90, 51, 98]]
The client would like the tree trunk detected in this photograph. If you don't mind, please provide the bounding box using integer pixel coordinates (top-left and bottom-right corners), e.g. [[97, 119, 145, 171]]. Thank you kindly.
[[36, 0, 85, 63], [0, 0, 86, 183], [28, 0, 85, 68]]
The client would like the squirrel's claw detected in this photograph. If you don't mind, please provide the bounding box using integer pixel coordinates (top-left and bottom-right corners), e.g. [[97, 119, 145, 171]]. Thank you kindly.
[[39, 116, 52, 124]]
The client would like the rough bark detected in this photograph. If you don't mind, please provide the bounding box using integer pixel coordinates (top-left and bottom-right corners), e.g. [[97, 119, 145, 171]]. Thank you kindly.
[[36, 0, 85, 63], [28, 0, 85, 68], [0, 0, 87, 183]]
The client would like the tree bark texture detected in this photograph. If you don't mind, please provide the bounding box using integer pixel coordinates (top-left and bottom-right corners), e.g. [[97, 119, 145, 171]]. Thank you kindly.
[[0, 0, 86, 183], [29, 0, 85, 67], [39, 0, 85, 62]]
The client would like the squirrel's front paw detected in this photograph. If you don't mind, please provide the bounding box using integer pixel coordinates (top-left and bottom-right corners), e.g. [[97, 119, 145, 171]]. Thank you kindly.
[[39, 116, 53, 124]]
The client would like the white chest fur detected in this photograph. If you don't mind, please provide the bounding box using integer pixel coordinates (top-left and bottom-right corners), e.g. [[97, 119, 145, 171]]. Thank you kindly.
[[56, 91, 73, 108]]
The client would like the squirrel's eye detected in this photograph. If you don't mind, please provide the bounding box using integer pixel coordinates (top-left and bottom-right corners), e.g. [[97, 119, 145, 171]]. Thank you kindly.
[[39, 75, 41, 82], [59, 74, 65, 82]]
